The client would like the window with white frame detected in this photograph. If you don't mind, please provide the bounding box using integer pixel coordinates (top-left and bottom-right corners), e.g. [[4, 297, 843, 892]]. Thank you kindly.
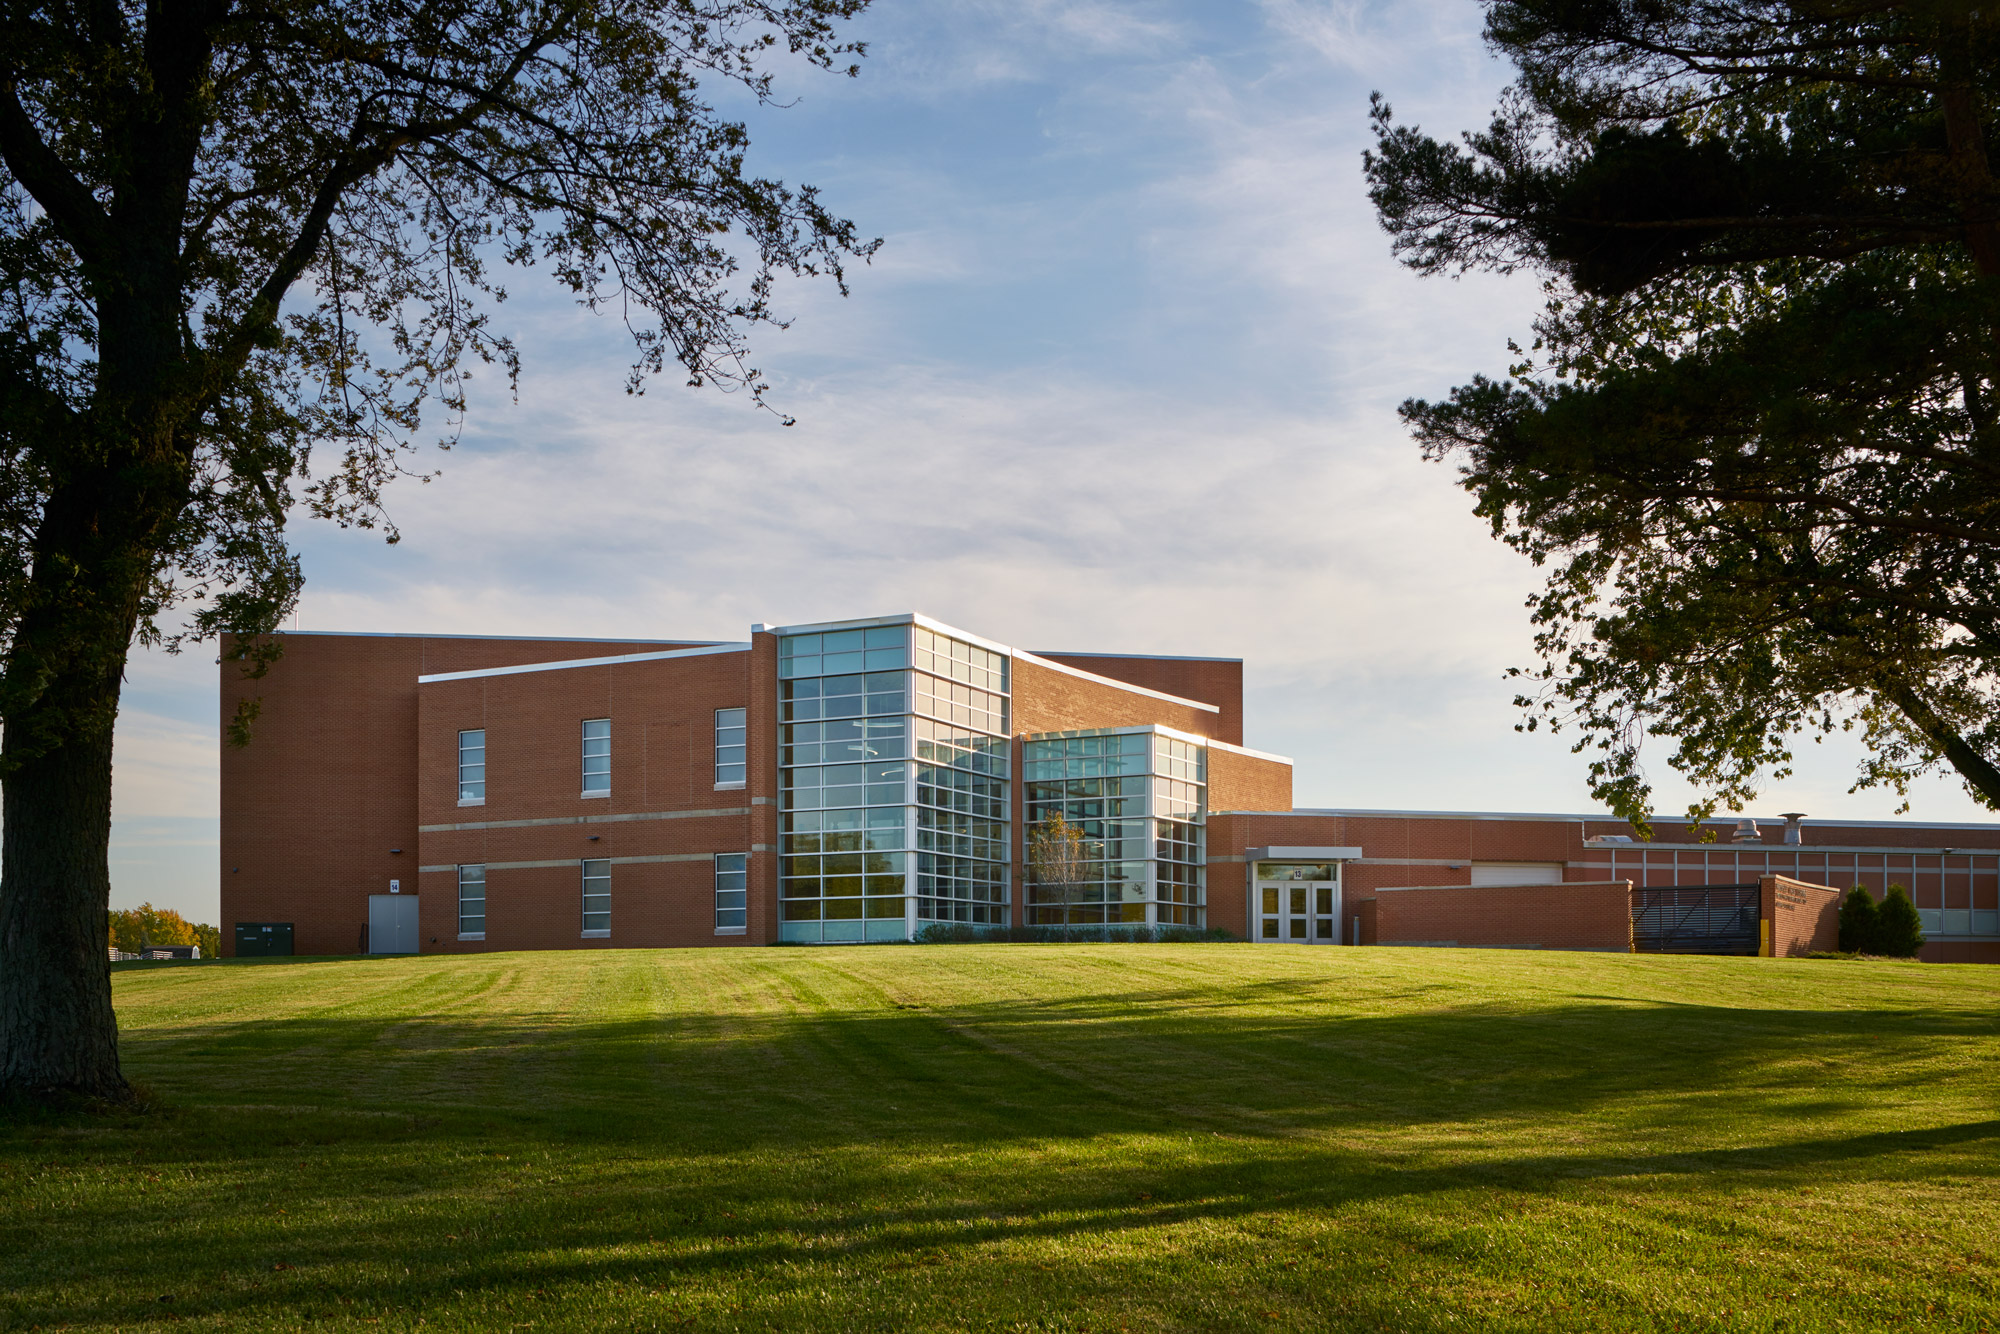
[[714, 708, 746, 787], [458, 729, 486, 804], [715, 853, 747, 932], [582, 719, 610, 796], [581, 859, 611, 935], [457, 865, 486, 937]]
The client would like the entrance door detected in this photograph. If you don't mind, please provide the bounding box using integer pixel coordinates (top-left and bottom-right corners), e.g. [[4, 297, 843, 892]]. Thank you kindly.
[[1255, 865, 1341, 943], [368, 894, 419, 954]]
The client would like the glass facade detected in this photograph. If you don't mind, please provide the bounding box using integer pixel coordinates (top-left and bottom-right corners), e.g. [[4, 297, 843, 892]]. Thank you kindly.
[[778, 620, 1011, 941], [1021, 727, 1206, 927]]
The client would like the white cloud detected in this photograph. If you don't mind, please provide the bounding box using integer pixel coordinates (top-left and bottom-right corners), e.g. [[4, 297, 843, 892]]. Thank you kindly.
[[106, 0, 1996, 919], [112, 708, 217, 821]]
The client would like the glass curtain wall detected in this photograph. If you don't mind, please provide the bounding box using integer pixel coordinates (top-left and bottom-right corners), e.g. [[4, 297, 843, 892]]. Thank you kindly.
[[1021, 728, 1206, 928], [778, 621, 1011, 942]]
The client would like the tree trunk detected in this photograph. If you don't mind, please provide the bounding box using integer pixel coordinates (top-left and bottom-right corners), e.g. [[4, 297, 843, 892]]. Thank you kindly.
[[0, 462, 175, 1100], [0, 697, 126, 1099]]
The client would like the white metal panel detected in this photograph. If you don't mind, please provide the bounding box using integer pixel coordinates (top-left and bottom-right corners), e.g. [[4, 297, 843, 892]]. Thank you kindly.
[[1469, 862, 1563, 887]]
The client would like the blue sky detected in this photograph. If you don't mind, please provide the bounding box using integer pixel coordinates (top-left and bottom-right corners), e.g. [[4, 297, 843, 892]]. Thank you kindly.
[[108, 0, 1996, 923]]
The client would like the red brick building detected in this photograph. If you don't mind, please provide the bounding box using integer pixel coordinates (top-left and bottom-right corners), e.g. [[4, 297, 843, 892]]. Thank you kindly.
[[220, 613, 2000, 963]]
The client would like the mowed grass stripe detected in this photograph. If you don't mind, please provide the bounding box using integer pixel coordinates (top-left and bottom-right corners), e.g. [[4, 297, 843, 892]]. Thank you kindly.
[[0, 944, 1993, 1332]]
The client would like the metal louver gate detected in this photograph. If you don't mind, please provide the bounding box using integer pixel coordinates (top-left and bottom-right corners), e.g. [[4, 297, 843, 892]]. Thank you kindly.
[[1632, 884, 1760, 955]]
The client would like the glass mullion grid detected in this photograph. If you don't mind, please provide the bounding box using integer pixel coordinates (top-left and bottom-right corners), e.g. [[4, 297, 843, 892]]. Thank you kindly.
[[912, 716, 1010, 924], [1022, 729, 1207, 928], [777, 631, 916, 942], [778, 624, 1016, 939]]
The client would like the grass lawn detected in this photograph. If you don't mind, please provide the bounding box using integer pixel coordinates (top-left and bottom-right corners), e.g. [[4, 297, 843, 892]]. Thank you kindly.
[[3, 945, 1997, 1332]]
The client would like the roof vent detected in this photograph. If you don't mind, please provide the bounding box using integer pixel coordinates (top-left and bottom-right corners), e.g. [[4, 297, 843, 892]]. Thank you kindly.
[[1732, 818, 1761, 843], [1780, 812, 1807, 846]]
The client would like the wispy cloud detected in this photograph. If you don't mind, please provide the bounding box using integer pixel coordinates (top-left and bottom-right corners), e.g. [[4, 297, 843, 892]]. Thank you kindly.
[[109, 0, 1997, 917]]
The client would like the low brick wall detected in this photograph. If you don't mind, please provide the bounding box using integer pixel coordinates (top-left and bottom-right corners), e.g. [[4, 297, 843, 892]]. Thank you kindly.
[[1375, 880, 1635, 952], [1761, 874, 1839, 957]]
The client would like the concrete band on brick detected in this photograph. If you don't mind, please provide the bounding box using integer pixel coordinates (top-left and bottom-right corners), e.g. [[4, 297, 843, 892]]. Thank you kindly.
[[220, 612, 2000, 962], [420, 807, 753, 833]]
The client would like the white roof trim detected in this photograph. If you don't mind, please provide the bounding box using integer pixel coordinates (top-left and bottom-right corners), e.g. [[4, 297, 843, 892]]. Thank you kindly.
[[1206, 737, 1292, 764], [761, 611, 1018, 661], [273, 630, 710, 646], [418, 642, 750, 683]]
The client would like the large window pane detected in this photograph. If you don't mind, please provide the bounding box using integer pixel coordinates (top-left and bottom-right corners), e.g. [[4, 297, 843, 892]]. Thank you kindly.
[[458, 730, 486, 803], [715, 707, 747, 786], [581, 859, 610, 933], [582, 719, 610, 795], [457, 864, 486, 935], [715, 852, 747, 931]]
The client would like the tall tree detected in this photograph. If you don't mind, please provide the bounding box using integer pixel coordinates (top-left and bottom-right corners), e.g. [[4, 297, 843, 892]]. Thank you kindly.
[[1366, 1, 2000, 833], [0, 0, 877, 1098]]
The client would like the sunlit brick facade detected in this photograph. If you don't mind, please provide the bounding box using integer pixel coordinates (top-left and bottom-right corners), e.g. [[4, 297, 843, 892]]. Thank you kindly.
[[220, 612, 2000, 963]]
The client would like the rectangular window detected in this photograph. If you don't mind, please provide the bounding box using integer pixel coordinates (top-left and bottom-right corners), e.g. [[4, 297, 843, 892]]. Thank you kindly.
[[458, 729, 486, 804], [715, 708, 747, 787], [581, 859, 610, 935], [582, 718, 610, 796], [715, 853, 747, 932], [457, 865, 486, 938]]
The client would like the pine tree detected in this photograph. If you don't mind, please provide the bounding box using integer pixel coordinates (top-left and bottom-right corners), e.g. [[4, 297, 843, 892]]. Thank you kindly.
[[1365, 4, 2000, 833], [1875, 884, 1928, 959], [1837, 885, 1880, 955]]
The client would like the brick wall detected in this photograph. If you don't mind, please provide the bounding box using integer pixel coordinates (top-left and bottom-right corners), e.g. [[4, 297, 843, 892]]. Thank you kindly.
[[1010, 656, 1220, 736], [1761, 874, 1839, 957], [220, 631, 726, 956], [1374, 880, 1635, 952], [1033, 654, 1243, 745], [1207, 746, 1291, 816], [416, 647, 758, 952]]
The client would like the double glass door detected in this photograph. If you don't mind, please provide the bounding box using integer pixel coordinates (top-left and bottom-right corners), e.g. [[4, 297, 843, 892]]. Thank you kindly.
[[1256, 864, 1341, 942]]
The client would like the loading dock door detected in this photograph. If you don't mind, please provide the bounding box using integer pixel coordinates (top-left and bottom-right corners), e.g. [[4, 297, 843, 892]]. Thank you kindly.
[[368, 894, 420, 954]]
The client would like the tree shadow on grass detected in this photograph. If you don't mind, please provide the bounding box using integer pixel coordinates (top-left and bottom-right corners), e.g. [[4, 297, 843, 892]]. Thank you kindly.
[[6, 980, 1999, 1330]]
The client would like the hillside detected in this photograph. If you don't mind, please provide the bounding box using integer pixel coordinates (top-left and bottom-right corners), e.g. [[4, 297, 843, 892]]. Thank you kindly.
[[4, 945, 1996, 1331]]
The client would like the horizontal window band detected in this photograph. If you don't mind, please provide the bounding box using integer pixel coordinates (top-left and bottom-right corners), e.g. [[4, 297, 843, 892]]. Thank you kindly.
[[421, 807, 750, 833]]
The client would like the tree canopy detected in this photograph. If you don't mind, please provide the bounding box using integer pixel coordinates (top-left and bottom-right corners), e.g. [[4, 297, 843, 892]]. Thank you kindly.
[[1366, 0, 2000, 832], [0, 0, 875, 1097]]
